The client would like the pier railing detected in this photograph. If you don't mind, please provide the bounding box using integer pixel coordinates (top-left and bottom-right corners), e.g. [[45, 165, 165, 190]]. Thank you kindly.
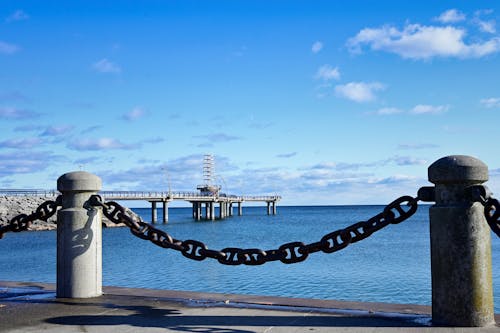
[[0, 155, 498, 327], [101, 190, 281, 202], [0, 189, 58, 197], [101, 190, 213, 200], [0, 189, 281, 202]]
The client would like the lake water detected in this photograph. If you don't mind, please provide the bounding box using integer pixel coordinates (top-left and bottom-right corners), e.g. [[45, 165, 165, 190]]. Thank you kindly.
[[1, 205, 500, 311]]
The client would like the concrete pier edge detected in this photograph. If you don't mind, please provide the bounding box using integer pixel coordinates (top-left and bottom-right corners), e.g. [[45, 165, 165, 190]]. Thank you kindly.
[[0, 280, 430, 315], [2, 280, 500, 332]]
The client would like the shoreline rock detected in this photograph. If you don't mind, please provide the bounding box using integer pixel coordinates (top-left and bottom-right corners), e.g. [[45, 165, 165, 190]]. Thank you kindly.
[[0, 195, 125, 231]]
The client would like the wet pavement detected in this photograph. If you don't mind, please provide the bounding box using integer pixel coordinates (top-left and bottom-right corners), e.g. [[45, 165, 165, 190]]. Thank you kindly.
[[1, 281, 499, 332]]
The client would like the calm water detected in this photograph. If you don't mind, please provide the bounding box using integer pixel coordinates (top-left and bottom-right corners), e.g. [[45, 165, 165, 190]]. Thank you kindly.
[[1, 205, 500, 310]]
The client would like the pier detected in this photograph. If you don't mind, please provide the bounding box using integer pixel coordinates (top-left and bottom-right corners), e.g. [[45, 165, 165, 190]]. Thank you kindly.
[[101, 190, 280, 223], [102, 155, 280, 223], [0, 154, 281, 224]]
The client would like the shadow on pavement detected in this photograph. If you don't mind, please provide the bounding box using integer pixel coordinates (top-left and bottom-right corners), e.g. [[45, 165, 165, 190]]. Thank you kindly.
[[42, 297, 426, 331]]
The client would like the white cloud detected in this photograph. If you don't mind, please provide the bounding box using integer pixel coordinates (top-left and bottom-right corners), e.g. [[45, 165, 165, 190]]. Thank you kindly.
[[477, 20, 496, 34], [6, 10, 29, 22], [410, 104, 449, 115], [375, 107, 403, 115], [374, 174, 418, 185], [473, 10, 496, 34], [314, 65, 340, 81], [99, 154, 212, 190], [0, 41, 19, 55], [40, 125, 75, 136], [371, 104, 449, 116], [94, 153, 430, 205], [123, 107, 147, 121], [334, 82, 385, 103], [276, 152, 297, 158], [311, 41, 323, 53], [347, 23, 500, 59], [481, 97, 500, 108], [0, 151, 64, 176], [14, 124, 44, 132], [435, 9, 466, 23], [0, 107, 39, 119], [389, 156, 427, 166], [0, 137, 42, 149], [194, 133, 242, 143], [92, 58, 121, 73], [68, 138, 138, 151]]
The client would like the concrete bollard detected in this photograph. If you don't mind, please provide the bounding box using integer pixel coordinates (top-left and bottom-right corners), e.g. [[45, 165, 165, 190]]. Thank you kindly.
[[428, 155, 494, 326], [56, 171, 102, 298]]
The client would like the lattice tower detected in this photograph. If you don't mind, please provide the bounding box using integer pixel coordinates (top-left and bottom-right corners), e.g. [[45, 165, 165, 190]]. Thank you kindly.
[[203, 154, 215, 185]]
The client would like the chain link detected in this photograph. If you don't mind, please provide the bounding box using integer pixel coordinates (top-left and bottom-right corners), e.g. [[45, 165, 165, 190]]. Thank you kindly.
[[0, 196, 62, 239], [90, 192, 420, 265], [450, 184, 500, 238], [484, 198, 500, 238]]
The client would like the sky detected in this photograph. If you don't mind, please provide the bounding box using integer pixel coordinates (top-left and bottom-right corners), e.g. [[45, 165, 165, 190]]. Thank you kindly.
[[1, 1, 500, 206]]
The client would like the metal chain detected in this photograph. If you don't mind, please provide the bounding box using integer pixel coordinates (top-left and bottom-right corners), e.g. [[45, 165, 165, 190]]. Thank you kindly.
[[461, 184, 500, 238], [0, 195, 62, 239], [438, 184, 500, 238], [89, 193, 420, 265], [484, 197, 500, 238]]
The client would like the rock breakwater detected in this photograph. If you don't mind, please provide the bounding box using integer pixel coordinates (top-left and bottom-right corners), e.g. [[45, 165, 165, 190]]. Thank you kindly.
[[0, 195, 123, 231]]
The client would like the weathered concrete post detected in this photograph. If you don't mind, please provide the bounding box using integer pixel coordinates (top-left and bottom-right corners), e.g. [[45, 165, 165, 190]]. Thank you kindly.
[[57, 171, 102, 298], [428, 155, 494, 327], [238, 202, 243, 216]]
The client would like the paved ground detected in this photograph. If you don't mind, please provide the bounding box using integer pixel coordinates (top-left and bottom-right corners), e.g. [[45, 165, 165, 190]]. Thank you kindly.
[[0, 281, 499, 332]]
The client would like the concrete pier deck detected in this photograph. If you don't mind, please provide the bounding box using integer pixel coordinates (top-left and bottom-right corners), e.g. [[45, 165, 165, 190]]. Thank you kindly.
[[1, 281, 499, 332]]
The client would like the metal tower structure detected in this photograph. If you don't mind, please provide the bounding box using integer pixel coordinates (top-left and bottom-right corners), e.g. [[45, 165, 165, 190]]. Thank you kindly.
[[203, 154, 215, 185], [197, 154, 220, 194]]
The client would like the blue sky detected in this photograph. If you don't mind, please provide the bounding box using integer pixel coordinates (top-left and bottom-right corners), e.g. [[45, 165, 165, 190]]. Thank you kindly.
[[1, 1, 500, 205]]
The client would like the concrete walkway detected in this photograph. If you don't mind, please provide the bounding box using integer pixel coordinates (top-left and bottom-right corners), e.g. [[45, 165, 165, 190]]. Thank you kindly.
[[0, 281, 498, 332]]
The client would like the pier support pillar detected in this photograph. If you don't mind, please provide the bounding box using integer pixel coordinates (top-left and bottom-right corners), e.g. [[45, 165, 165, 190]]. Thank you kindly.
[[193, 202, 201, 221], [56, 171, 102, 298], [267, 202, 271, 215], [428, 155, 494, 327], [238, 202, 242, 216], [219, 202, 224, 219], [210, 202, 215, 221], [162, 201, 168, 224], [272, 201, 277, 215], [205, 203, 209, 220], [150, 201, 157, 223], [229, 203, 233, 216]]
